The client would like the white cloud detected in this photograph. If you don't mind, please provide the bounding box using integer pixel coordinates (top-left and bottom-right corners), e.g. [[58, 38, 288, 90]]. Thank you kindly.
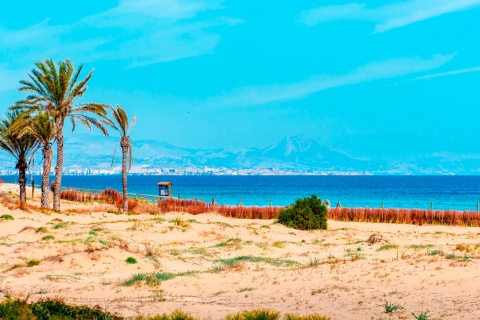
[[80, 0, 224, 28], [0, 0, 241, 76], [413, 66, 480, 80], [81, 17, 242, 67], [113, 0, 222, 19], [206, 54, 455, 108], [300, 0, 480, 32]]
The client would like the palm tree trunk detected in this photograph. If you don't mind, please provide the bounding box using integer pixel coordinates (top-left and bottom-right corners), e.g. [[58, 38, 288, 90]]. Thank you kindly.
[[41, 144, 52, 208], [121, 142, 128, 213], [53, 124, 64, 211], [17, 157, 27, 208]]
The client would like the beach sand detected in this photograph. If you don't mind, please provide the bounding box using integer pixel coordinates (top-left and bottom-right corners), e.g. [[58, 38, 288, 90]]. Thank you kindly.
[[1, 183, 480, 319]]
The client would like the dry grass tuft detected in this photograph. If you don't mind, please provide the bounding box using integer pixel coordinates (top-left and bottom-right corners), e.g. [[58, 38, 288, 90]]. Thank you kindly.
[[18, 226, 36, 233]]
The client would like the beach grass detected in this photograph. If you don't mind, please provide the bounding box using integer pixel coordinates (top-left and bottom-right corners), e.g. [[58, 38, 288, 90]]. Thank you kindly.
[[0, 298, 334, 320]]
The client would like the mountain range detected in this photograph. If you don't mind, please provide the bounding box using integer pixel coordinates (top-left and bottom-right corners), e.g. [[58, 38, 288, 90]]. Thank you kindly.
[[0, 134, 478, 175]]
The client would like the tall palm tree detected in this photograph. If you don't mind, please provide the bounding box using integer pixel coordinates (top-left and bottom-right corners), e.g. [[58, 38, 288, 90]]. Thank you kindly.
[[108, 105, 135, 213], [0, 112, 40, 206], [12, 112, 56, 208], [12, 58, 110, 210]]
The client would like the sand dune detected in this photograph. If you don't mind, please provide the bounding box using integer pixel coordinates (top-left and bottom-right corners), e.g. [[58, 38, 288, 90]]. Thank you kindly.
[[1, 183, 480, 319]]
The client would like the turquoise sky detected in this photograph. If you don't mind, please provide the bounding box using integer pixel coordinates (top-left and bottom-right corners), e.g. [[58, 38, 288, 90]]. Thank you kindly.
[[1, 1, 480, 162]]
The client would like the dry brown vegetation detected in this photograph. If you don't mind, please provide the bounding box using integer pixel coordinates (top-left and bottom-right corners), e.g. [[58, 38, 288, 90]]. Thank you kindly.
[[60, 188, 139, 212], [60, 189, 282, 218], [60, 189, 480, 228], [157, 198, 282, 219], [328, 207, 480, 226]]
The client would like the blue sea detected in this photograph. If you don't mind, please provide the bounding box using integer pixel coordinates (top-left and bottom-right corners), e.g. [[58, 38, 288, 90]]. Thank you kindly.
[[2, 175, 480, 211]]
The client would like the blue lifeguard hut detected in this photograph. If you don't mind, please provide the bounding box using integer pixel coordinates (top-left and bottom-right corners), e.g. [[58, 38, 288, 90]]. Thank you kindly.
[[157, 182, 172, 199]]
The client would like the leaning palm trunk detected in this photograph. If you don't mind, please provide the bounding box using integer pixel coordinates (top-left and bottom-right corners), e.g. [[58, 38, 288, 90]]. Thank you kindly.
[[41, 145, 52, 208], [17, 157, 28, 206], [53, 125, 64, 210], [121, 136, 129, 212]]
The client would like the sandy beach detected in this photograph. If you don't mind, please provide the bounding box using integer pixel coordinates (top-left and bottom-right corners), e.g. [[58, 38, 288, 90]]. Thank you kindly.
[[1, 183, 480, 319]]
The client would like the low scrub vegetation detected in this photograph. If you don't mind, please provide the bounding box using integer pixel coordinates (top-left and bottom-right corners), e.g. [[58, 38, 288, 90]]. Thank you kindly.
[[214, 255, 299, 267], [0, 214, 14, 220], [125, 257, 137, 264], [278, 195, 328, 230], [122, 272, 175, 286], [0, 298, 120, 320], [0, 298, 331, 320]]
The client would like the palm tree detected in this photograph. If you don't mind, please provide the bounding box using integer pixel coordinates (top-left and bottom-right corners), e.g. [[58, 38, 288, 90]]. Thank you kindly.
[[108, 105, 135, 212], [0, 112, 40, 206], [13, 112, 56, 208], [12, 58, 110, 210]]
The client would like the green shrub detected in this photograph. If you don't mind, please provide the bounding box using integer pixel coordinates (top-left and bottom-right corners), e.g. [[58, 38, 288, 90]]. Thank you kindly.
[[0, 299, 35, 320], [144, 309, 197, 320], [225, 309, 280, 320], [0, 214, 14, 220], [53, 223, 66, 229], [383, 301, 403, 313], [0, 299, 336, 320], [36, 227, 48, 233], [411, 310, 430, 320], [0, 298, 119, 320], [125, 257, 137, 264], [122, 272, 175, 286], [30, 299, 119, 320], [278, 195, 327, 230], [26, 260, 40, 267]]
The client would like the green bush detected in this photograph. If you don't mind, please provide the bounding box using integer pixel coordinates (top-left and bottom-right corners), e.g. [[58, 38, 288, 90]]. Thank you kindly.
[[0, 298, 119, 320], [225, 309, 279, 320], [278, 195, 327, 230], [0, 299, 35, 320], [125, 257, 137, 264], [26, 260, 40, 267], [0, 299, 334, 320]]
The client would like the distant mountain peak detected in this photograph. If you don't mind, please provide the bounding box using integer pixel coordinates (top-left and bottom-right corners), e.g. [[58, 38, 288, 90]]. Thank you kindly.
[[0, 133, 428, 174], [262, 134, 320, 158], [281, 134, 315, 156]]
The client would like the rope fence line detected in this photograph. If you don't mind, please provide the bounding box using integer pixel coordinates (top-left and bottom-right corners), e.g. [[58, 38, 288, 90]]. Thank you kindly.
[[30, 184, 277, 207], [8, 181, 277, 207], [20, 183, 163, 204], [6, 181, 480, 211]]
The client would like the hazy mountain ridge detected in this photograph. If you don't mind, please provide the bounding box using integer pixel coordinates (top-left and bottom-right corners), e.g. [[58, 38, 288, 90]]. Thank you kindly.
[[0, 134, 479, 175]]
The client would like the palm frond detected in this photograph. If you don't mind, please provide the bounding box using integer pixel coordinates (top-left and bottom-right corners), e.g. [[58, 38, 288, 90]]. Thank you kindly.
[[128, 143, 133, 171], [110, 145, 118, 169], [128, 114, 136, 134]]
